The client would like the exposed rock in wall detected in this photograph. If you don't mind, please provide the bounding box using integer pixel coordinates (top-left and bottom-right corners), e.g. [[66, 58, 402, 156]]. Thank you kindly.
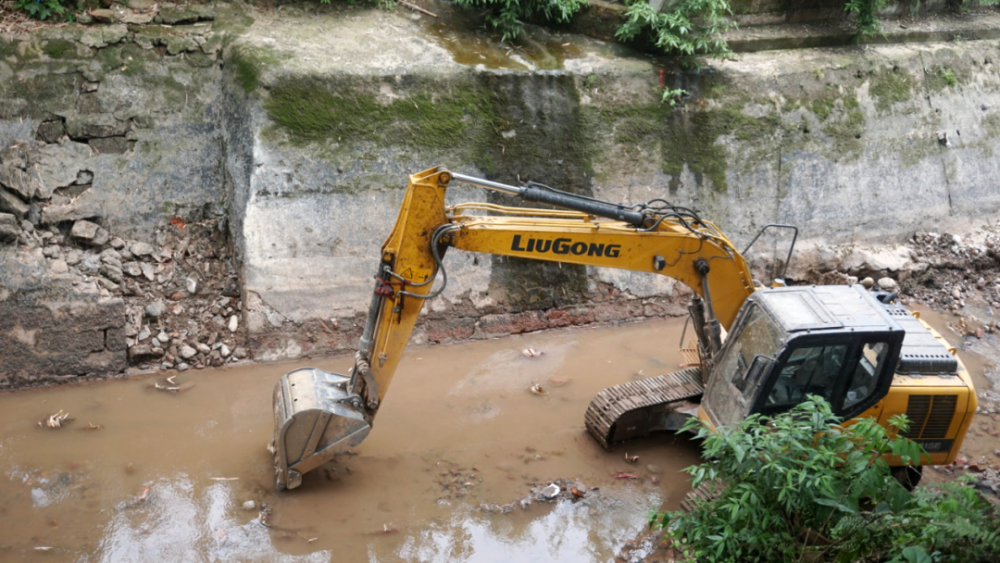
[[0, 4, 245, 241], [0, 251, 125, 386]]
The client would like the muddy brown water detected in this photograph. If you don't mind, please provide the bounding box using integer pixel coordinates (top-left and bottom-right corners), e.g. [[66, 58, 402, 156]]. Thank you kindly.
[[0, 318, 702, 562]]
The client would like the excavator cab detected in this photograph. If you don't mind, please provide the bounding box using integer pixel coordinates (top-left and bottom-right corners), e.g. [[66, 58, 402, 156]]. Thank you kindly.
[[702, 285, 905, 429]]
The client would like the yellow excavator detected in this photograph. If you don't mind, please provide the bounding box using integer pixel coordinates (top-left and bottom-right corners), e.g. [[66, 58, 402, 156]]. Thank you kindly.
[[271, 167, 977, 491]]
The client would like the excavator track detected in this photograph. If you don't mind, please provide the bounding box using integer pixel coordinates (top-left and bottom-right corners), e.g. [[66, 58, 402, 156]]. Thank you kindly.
[[680, 481, 723, 513], [585, 367, 705, 450]]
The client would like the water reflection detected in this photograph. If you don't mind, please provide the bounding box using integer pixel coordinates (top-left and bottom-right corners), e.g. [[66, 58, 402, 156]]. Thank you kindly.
[[396, 484, 661, 563], [93, 477, 330, 563]]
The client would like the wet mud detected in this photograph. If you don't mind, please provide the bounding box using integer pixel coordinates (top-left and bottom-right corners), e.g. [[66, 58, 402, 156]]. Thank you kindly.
[[0, 318, 702, 562]]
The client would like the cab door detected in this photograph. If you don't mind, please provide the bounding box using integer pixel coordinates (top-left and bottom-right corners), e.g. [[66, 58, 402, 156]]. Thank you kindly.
[[701, 303, 782, 429]]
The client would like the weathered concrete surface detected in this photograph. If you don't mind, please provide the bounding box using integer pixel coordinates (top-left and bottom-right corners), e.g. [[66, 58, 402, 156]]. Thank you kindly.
[[0, 6, 250, 384], [0, 8, 242, 241], [227, 7, 1000, 359], [0, 249, 126, 387]]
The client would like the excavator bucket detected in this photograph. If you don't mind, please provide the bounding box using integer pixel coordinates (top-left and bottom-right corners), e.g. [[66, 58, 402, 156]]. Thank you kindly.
[[271, 368, 370, 490]]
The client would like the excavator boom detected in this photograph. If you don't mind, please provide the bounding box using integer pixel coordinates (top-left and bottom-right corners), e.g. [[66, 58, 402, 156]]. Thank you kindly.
[[271, 167, 756, 489], [271, 166, 976, 492]]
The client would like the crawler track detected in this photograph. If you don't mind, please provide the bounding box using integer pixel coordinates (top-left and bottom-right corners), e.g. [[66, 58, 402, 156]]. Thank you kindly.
[[584, 367, 705, 450]]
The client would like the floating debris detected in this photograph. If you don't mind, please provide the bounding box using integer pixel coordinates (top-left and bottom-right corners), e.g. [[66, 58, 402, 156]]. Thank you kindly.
[[84, 421, 104, 430], [529, 383, 547, 395], [624, 452, 639, 464], [480, 502, 516, 514], [136, 486, 151, 502], [152, 381, 196, 393], [242, 500, 257, 511], [210, 477, 239, 482], [522, 348, 543, 358], [259, 502, 272, 527], [40, 409, 72, 429], [540, 483, 560, 499], [364, 524, 398, 536], [615, 473, 639, 480]]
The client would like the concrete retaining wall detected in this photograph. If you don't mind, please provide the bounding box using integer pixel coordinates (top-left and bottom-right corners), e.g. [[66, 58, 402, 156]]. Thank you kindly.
[[2, 3, 1000, 380], [232, 8, 1000, 360]]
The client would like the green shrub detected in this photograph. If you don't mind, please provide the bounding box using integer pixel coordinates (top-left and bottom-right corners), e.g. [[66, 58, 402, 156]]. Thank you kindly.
[[14, 0, 81, 21], [452, 0, 588, 41], [845, 0, 890, 38], [654, 396, 1000, 562], [616, 0, 734, 64]]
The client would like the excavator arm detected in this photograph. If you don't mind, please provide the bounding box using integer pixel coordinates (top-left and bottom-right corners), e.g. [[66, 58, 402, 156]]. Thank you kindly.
[[272, 166, 755, 490]]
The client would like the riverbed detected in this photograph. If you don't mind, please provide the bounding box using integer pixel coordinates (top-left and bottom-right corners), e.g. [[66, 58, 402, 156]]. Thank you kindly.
[[0, 318, 701, 562]]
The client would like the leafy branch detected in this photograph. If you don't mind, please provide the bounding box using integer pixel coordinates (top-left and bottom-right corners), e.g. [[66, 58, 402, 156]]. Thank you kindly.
[[655, 397, 1000, 562], [616, 0, 735, 65]]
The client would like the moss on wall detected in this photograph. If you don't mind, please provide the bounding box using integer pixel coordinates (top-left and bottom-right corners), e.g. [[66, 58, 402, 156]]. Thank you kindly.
[[263, 76, 493, 150], [41, 38, 77, 60], [228, 44, 284, 93], [869, 67, 916, 113], [595, 80, 782, 193]]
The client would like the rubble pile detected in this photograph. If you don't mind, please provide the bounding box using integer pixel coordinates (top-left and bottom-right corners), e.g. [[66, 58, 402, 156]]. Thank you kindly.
[[125, 223, 244, 371], [117, 220, 246, 372], [903, 228, 1000, 315], [0, 178, 245, 373]]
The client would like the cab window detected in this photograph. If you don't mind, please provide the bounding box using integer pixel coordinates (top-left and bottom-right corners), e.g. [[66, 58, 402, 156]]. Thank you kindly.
[[721, 305, 781, 394], [765, 344, 848, 408], [843, 341, 889, 409]]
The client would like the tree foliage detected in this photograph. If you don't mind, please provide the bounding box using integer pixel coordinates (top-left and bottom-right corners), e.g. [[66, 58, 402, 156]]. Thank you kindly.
[[845, 0, 891, 38], [655, 397, 1000, 562], [616, 0, 735, 64]]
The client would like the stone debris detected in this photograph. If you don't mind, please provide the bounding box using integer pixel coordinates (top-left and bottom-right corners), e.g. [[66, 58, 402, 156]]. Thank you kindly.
[[479, 477, 601, 515], [434, 461, 482, 502], [903, 228, 1000, 314], [0, 213, 18, 242], [0, 182, 246, 375]]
